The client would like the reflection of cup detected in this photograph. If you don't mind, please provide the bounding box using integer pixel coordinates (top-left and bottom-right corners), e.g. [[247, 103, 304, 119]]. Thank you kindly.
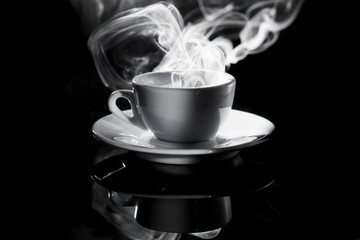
[[108, 70, 236, 143], [135, 197, 231, 233]]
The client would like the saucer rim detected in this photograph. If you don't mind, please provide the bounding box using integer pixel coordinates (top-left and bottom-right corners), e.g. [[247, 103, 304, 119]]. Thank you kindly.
[[92, 109, 275, 158]]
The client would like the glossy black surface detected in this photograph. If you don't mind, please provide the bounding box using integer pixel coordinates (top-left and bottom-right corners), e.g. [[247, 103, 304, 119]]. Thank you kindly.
[[91, 152, 274, 198], [89, 162, 284, 239], [90, 151, 276, 233]]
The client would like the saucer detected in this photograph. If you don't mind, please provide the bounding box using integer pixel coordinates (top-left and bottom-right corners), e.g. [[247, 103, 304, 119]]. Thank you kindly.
[[92, 109, 275, 164]]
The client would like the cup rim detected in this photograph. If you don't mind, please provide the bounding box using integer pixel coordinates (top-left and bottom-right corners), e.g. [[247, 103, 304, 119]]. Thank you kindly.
[[132, 70, 235, 89]]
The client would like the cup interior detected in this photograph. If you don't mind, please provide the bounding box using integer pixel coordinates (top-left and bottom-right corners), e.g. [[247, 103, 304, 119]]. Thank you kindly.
[[133, 70, 234, 89]]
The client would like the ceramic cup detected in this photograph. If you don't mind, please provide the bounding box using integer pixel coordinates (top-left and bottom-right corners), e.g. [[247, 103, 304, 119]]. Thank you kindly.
[[108, 70, 236, 143]]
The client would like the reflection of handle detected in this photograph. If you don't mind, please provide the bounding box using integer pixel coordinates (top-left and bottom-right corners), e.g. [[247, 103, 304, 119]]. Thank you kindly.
[[108, 90, 146, 129]]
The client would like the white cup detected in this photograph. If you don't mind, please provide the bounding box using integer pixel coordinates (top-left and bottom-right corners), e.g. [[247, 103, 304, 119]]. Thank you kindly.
[[108, 70, 236, 143]]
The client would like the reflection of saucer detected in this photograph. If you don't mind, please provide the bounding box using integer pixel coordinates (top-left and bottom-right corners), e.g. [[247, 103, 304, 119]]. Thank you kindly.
[[91, 153, 275, 198], [92, 109, 275, 164]]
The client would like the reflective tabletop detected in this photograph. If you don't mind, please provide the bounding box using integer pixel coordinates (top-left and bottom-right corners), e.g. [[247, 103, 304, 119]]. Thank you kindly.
[[74, 145, 283, 239]]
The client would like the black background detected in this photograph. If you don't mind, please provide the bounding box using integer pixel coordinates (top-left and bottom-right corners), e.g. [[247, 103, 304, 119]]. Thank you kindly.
[[12, 1, 358, 239]]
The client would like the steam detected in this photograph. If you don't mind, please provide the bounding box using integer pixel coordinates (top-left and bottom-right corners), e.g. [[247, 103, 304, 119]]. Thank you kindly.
[[153, 0, 305, 70], [189, 228, 222, 239], [87, 0, 304, 89], [170, 71, 223, 87]]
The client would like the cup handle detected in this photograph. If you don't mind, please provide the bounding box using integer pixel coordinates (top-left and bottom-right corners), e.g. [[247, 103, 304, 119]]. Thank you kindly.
[[108, 90, 146, 129]]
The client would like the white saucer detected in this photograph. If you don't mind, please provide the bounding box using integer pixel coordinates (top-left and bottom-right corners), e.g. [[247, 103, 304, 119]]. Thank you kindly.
[[92, 109, 275, 164]]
